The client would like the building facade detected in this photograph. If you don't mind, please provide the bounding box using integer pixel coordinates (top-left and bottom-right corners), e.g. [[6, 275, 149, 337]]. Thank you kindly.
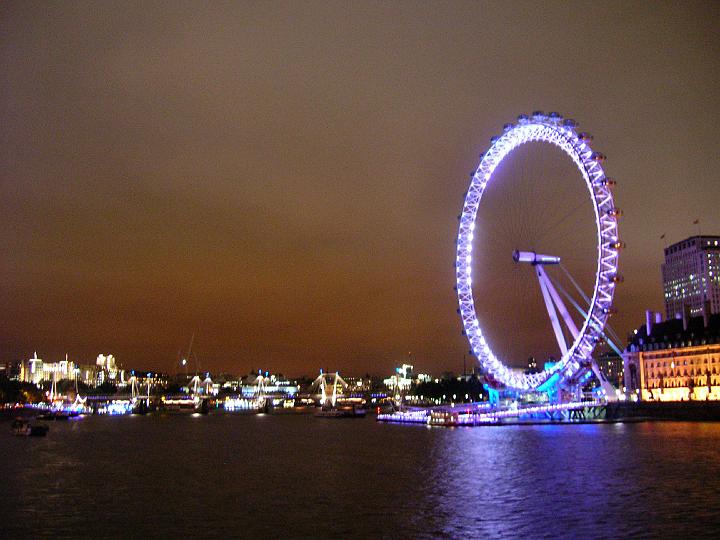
[[623, 311, 720, 401], [596, 351, 624, 389], [18, 353, 76, 385], [662, 235, 720, 318], [18, 352, 124, 387], [95, 354, 125, 385]]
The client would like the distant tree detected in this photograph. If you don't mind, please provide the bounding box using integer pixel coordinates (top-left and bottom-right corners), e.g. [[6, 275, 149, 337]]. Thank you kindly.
[[56, 379, 79, 393], [163, 382, 183, 394], [0, 374, 17, 403], [20, 384, 45, 403], [412, 375, 487, 402], [89, 381, 118, 395], [0, 375, 44, 403]]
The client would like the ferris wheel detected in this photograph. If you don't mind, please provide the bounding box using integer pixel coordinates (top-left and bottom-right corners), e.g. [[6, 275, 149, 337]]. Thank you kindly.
[[455, 112, 622, 393]]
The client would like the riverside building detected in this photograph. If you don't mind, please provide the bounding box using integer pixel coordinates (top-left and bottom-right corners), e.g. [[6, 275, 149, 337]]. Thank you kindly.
[[596, 351, 623, 389], [19, 353, 77, 385], [623, 309, 720, 401], [18, 352, 126, 387], [663, 235, 720, 318]]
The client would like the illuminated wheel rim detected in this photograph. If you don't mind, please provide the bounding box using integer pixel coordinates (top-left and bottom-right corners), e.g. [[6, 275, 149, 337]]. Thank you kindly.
[[455, 112, 620, 391]]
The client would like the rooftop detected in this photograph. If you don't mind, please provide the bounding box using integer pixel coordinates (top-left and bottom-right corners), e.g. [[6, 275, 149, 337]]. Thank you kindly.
[[627, 313, 720, 352], [664, 235, 720, 257]]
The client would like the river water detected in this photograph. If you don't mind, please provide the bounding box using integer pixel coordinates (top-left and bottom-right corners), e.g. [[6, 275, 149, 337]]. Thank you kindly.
[[2, 413, 720, 539]]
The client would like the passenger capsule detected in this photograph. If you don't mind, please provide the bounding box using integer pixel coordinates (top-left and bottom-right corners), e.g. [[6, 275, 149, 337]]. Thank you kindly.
[[591, 152, 606, 162], [548, 112, 563, 122], [490, 135, 500, 144], [517, 114, 529, 124], [608, 241, 626, 250], [594, 177, 617, 188], [608, 274, 624, 283], [563, 119, 578, 128], [607, 208, 623, 218], [531, 110, 545, 121], [578, 132, 593, 142], [503, 123, 513, 132]]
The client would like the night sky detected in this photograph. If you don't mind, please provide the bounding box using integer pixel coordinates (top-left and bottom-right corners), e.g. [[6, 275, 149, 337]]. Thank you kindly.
[[2, 2, 719, 376]]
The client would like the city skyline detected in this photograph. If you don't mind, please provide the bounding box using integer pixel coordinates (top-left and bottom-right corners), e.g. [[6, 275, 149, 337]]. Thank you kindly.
[[2, 2, 720, 375]]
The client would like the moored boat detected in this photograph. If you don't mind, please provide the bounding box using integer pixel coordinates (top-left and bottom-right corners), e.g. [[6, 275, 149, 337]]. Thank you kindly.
[[427, 411, 459, 427], [11, 418, 49, 437], [315, 404, 367, 418]]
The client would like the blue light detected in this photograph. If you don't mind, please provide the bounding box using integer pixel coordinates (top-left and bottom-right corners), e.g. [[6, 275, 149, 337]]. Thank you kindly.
[[537, 373, 561, 393]]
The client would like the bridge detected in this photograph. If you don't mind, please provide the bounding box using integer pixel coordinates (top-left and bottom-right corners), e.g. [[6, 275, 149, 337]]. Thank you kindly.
[[310, 371, 348, 408]]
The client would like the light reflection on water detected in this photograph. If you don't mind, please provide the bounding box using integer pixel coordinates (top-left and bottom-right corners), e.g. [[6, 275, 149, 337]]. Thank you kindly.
[[2, 415, 720, 538]]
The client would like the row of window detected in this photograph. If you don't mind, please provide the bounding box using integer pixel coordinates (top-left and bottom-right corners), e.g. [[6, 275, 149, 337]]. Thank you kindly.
[[635, 339, 720, 351], [646, 376, 720, 387], [665, 238, 720, 255], [648, 368, 718, 378], [647, 357, 719, 368]]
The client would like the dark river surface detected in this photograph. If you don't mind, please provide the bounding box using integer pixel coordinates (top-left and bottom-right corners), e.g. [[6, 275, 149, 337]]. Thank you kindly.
[[2, 413, 720, 539]]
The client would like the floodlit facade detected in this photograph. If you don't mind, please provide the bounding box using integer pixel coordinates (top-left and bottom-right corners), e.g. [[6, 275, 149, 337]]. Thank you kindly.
[[96, 354, 125, 385], [19, 352, 47, 385], [663, 236, 720, 318], [18, 352, 125, 387], [239, 372, 297, 397], [623, 312, 720, 401], [130, 370, 169, 388], [384, 364, 415, 391], [19, 353, 83, 385]]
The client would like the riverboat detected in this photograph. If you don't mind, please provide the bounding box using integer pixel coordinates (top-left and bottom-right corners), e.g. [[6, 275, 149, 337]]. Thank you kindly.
[[11, 418, 49, 437], [315, 404, 367, 418], [427, 411, 459, 427]]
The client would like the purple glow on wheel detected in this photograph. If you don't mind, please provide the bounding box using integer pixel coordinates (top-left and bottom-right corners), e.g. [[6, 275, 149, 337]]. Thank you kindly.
[[456, 113, 620, 391]]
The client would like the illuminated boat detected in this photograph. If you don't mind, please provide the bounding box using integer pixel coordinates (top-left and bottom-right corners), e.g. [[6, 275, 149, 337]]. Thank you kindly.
[[427, 411, 459, 427], [161, 396, 199, 412], [160, 395, 211, 414]]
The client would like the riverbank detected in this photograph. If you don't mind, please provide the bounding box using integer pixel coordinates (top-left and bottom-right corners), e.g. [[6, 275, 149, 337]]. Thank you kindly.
[[607, 400, 720, 421]]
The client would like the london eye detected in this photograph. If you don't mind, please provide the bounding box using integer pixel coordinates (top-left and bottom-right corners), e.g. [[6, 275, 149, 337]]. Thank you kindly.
[[456, 112, 622, 395]]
